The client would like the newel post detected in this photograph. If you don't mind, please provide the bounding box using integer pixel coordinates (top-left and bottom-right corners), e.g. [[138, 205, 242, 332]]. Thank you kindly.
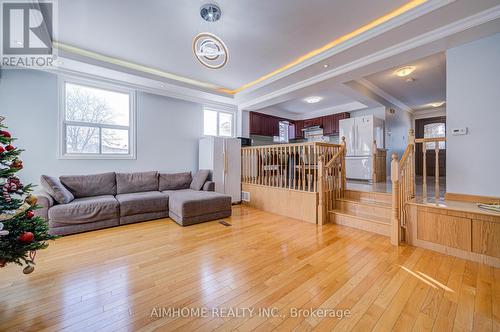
[[341, 136, 347, 196], [391, 153, 400, 246], [317, 155, 326, 225], [408, 128, 416, 197], [372, 140, 377, 183]]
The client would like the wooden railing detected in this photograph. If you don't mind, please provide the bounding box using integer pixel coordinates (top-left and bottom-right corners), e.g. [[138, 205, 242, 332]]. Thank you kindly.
[[391, 129, 446, 245], [317, 138, 347, 224], [241, 141, 343, 192]]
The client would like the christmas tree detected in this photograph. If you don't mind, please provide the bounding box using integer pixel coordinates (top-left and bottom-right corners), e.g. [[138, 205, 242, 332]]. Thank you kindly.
[[0, 116, 56, 274]]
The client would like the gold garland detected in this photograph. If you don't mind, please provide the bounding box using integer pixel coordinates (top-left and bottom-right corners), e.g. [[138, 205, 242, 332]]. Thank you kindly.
[[0, 202, 31, 222]]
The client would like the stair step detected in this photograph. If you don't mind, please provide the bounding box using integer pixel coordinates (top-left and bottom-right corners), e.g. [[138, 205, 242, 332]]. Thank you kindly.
[[345, 190, 392, 205], [329, 210, 391, 237], [337, 198, 391, 220]]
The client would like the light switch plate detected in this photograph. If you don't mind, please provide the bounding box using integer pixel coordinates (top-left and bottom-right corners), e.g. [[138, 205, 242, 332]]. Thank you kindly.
[[451, 127, 468, 136]]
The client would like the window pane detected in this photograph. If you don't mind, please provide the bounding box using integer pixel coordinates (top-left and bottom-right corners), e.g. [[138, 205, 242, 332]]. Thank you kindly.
[[219, 113, 233, 137], [204, 110, 217, 136], [424, 123, 446, 150], [65, 83, 130, 126], [102, 128, 129, 154], [66, 125, 99, 154]]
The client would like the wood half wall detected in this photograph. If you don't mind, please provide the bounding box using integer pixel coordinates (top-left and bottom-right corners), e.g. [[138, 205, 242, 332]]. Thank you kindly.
[[242, 183, 318, 224]]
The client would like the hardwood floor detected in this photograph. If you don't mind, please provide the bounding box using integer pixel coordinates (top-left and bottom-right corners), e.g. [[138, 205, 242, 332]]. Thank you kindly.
[[1, 206, 498, 331]]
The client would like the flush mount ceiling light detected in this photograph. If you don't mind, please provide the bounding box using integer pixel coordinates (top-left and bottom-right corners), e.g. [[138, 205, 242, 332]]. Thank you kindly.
[[200, 3, 222, 22], [304, 96, 323, 104], [395, 66, 416, 77], [430, 101, 445, 107], [193, 32, 229, 69]]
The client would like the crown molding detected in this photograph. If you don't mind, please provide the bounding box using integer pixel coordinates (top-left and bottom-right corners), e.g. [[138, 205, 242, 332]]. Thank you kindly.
[[235, 0, 455, 96], [238, 4, 500, 111], [44, 58, 237, 109], [357, 78, 414, 114]]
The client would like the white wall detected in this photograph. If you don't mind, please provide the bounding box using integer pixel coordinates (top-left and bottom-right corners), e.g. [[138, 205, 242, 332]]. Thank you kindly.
[[446, 32, 500, 197], [0, 70, 204, 186]]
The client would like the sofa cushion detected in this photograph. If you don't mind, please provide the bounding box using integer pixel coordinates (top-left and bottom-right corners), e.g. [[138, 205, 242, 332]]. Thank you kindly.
[[60, 172, 116, 198], [159, 172, 192, 191], [48, 195, 119, 224], [116, 171, 158, 194], [40, 175, 74, 204], [116, 191, 168, 217], [168, 189, 231, 219], [190, 170, 210, 191]]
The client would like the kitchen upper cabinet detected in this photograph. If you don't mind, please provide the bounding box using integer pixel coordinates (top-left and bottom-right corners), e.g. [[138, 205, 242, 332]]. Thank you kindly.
[[295, 120, 305, 139], [304, 117, 322, 128], [249, 111, 350, 138], [322, 115, 334, 135], [249, 112, 287, 137]]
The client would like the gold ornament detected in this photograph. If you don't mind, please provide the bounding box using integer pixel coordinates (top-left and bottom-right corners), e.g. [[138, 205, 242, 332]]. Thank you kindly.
[[25, 195, 38, 206]]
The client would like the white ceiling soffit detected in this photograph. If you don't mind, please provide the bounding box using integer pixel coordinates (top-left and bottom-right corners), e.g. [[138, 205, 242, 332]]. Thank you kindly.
[[357, 78, 414, 113], [361, 52, 446, 112], [49, 58, 236, 108], [237, 1, 500, 110]]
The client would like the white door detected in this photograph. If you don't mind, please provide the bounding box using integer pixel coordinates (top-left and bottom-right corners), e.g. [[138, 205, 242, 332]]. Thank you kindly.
[[224, 138, 241, 203], [356, 116, 374, 156], [339, 118, 356, 156]]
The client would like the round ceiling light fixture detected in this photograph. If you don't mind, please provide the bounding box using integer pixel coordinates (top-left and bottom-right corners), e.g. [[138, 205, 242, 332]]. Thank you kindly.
[[304, 96, 323, 104], [394, 66, 416, 77], [200, 3, 222, 22], [193, 32, 228, 69]]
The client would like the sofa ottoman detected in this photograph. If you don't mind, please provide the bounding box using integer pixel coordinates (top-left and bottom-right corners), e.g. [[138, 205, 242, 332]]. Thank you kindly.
[[165, 189, 231, 226]]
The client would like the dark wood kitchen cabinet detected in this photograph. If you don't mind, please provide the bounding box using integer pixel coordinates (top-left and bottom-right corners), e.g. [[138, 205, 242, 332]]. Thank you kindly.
[[249, 111, 350, 138], [321, 112, 350, 135], [249, 111, 287, 137], [295, 120, 305, 139]]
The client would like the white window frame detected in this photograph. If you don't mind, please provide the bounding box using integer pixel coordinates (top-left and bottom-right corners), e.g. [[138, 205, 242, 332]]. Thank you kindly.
[[203, 107, 235, 137], [58, 76, 137, 160]]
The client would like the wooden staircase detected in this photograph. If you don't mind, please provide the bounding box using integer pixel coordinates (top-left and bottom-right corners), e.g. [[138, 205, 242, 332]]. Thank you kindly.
[[329, 190, 392, 236]]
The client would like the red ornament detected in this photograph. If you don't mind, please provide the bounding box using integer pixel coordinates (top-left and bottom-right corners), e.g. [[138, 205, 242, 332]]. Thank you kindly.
[[5, 145, 14, 151], [0, 131, 11, 138], [18, 232, 34, 244], [26, 211, 35, 219], [0, 146, 4, 154]]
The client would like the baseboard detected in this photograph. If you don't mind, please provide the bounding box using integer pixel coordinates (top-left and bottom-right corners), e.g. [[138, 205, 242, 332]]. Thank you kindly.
[[445, 192, 500, 205]]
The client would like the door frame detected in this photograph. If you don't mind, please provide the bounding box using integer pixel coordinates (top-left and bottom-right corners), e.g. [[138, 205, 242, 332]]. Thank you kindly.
[[415, 116, 446, 176]]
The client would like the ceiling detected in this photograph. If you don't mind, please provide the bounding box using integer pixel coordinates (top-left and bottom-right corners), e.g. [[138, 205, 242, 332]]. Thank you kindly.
[[364, 53, 446, 111], [58, 0, 410, 90]]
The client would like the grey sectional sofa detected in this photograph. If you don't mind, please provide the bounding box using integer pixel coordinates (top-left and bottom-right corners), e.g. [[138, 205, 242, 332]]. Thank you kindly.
[[37, 171, 232, 236]]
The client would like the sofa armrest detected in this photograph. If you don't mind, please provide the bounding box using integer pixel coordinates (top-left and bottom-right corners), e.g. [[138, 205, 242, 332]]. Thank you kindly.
[[202, 181, 215, 192], [34, 191, 55, 220]]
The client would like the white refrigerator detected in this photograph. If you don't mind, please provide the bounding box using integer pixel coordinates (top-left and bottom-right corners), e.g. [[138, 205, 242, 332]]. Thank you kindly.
[[339, 115, 384, 181], [199, 137, 241, 203]]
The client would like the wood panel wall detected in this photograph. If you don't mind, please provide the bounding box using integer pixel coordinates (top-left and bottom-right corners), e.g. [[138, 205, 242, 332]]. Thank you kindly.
[[407, 203, 500, 268], [242, 183, 318, 224]]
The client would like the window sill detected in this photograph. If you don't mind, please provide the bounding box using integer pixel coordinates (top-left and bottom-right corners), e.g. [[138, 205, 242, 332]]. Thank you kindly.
[[58, 154, 137, 160]]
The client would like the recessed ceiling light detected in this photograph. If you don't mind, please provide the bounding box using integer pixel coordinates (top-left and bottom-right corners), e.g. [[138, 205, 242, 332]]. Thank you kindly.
[[395, 66, 416, 77], [323, 64, 329, 68], [160, 83, 166, 88], [304, 96, 323, 104], [430, 101, 445, 107]]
